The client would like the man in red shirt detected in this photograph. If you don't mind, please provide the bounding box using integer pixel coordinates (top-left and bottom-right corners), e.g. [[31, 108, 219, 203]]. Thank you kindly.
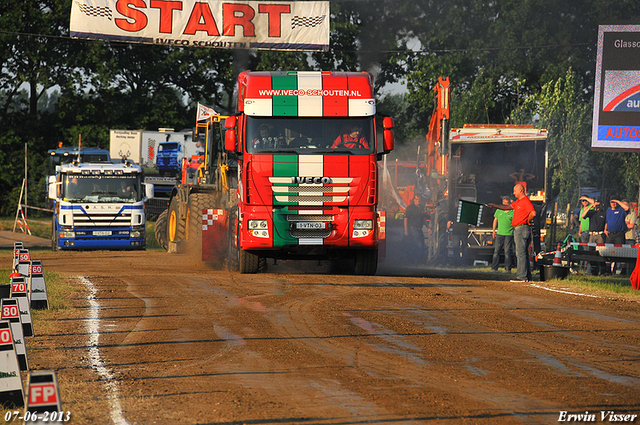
[[489, 183, 536, 282], [331, 125, 370, 149]]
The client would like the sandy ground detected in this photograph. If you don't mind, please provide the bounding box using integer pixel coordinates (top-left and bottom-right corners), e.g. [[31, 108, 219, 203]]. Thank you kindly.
[[1, 246, 637, 425]]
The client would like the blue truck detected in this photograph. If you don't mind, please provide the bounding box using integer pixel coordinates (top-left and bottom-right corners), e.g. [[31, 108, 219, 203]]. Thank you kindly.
[[48, 161, 154, 250]]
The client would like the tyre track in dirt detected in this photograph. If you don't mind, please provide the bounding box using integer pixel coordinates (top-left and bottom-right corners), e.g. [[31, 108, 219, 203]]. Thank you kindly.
[[17, 251, 640, 424]]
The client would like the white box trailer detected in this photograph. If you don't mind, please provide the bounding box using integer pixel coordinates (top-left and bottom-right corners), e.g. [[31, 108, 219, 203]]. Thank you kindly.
[[110, 130, 143, 164], [111, 129, 196, 168]]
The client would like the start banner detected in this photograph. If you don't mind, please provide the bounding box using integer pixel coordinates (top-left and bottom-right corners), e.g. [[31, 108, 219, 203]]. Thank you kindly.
[[70, 0, 329, 51]]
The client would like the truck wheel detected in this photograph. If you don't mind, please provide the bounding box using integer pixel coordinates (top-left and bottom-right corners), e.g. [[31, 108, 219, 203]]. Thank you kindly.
[[155, 209, 168, 251], [354, 249, 378, 275], [51, 217, 58, 252], [239, 249, 259, 274], [227, 209, 239, 271], [168, 197, 186, 242]]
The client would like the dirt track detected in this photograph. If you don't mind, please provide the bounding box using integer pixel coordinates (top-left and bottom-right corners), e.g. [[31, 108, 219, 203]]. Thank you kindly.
[[8, 249, 640, 425]]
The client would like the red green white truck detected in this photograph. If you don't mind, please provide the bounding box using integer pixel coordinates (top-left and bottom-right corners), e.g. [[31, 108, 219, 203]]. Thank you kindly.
[[162, 70, 395, 274]]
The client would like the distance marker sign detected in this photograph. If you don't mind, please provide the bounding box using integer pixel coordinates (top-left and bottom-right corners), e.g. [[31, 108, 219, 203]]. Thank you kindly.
[[593, 25, 640, 150]]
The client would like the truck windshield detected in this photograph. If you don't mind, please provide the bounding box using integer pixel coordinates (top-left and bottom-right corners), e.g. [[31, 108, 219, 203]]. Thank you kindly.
[[158, 143, 179, 152], [62, 174, 142, 203], [246, 117, 374, 155]]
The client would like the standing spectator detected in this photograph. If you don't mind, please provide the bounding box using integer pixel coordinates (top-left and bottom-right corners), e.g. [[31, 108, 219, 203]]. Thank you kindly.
[[624, 200, 638, 245], [577, 197, 592, 273], [491, 196, 514, 273], [605, 198, 629, 275], [623, 200, 638, 274], [509, 167, 535, 193], [604, 198, 629, 244], [404, 195, 425, 256], [581, 197, 607, 276], [488, 183, 536, 282], [578, 198, 591, 244]]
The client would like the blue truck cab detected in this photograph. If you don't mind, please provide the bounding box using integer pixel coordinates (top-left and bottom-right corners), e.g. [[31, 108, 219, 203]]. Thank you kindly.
[[156, 141, 183, 175], [48, 161, 154, 250]]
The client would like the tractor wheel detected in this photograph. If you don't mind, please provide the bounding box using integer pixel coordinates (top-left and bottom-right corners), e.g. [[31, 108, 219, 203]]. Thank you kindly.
[[154, 209, 168, 251], [186, 192, 219, 259], [168, 197, 186, 243]]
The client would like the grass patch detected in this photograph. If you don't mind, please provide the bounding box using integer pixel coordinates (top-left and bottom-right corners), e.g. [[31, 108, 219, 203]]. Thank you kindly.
[[455, 264, 639, 299], [545, 273, 640, 299], [0, 219, 51, 240]]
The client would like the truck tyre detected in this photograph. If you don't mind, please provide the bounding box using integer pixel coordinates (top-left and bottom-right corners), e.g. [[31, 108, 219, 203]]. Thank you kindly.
[[168, 197, 186, 242], [227, 208, 239, 271], [155, 209, 168, 251], [239, 249, 259, 274], [187, 193, 217, 242], [51, 217, 58, 252], [354, 249, 378, 275]]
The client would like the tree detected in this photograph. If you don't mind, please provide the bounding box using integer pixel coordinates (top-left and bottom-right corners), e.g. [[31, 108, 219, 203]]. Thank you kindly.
[[512, 69, 591, 207]]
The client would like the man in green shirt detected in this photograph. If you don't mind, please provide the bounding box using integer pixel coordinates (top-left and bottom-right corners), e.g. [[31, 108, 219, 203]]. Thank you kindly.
[[578, 198, 590, 244], [491, 196, 514, 272]]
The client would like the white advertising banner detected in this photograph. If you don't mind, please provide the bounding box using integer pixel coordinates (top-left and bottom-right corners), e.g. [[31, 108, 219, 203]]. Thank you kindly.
[[70, 0, 329, 51]]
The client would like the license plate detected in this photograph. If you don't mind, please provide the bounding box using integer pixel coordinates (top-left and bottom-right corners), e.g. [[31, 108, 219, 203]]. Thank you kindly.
[[295, 222, 326, 230], [93, 231, 112, 236]]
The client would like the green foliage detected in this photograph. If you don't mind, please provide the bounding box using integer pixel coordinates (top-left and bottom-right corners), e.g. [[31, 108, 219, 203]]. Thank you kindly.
[[3, 0, 640, 214], [512, 69, 591, 207]]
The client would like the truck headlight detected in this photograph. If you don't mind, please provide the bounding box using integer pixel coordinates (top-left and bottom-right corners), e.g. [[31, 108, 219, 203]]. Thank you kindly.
[[353, 219, 373, 229], [60, 231, 75, 239], [130, 230, 142, 238], [353, 219, 373, 238], [248, 220, 269, 238]]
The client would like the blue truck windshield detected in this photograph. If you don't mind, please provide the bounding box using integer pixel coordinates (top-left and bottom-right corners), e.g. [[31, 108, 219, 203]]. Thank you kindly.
[[246, 117, 374, 155], [63, 174, 142, 202]]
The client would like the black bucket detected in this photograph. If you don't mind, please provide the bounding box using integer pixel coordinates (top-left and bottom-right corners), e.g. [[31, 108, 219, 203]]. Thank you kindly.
[[542, 265, 569, 280]]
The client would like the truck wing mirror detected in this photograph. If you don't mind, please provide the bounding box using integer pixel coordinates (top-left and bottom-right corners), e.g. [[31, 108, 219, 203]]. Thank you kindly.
[[144, 183, 154, 200], [225, 129, 237, 152], [382, 117, 395, 153], [224, 117, 237, 152], [48, 182, 60, 200]]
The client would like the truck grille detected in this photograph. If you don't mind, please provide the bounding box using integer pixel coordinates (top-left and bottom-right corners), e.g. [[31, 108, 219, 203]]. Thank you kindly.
[[73, 209, 131, 228], [269, 177, 352, 205], [286, 215, 333, 222], [290, 228, 332, 238]]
